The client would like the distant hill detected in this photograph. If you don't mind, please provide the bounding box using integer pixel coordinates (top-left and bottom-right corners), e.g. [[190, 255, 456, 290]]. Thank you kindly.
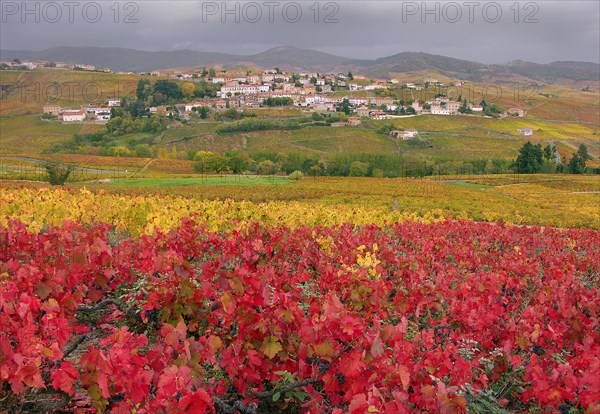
[[0, 46, 236, 73], [500, 60, 600, 83], [233, 46, 356, 72], [2, 46, 598, 82], [361, 52, 486, 81]]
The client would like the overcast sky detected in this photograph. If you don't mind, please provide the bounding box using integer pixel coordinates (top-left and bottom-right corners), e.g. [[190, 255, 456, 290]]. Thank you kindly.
[[1, 0, 599, 63]]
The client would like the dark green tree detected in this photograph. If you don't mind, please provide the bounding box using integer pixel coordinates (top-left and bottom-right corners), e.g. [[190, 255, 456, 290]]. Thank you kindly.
[[337, 98, 351, 115], [514, 141, 543, 173], [568, 154, 585, 174], [568, 144, 591, 174], [577, 144, 591, 162], [136, 79, 151, 102], [43, 162, 73, 185], [153, 80, 182, 102]]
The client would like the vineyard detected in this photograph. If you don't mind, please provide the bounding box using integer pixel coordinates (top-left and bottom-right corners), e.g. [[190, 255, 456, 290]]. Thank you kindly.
[[1, 185, 599, 413]]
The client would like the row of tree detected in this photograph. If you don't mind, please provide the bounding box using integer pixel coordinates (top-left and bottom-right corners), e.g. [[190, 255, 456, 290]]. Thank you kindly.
[[190, 151, 522, 177], [136, 79, 221, 107], [515, 141, 593, 174]]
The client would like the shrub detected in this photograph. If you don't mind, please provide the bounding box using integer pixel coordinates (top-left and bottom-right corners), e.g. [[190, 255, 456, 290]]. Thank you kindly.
[[288, 170, 304, 181], [372, 168, 384, 178], [43, 162, 73, 185]]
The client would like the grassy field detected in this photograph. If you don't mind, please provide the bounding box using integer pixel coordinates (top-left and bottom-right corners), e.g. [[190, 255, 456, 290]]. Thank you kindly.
[[446, 181, 493, 189], [0, 116, 104, 154], [0, 69, 140, 115]]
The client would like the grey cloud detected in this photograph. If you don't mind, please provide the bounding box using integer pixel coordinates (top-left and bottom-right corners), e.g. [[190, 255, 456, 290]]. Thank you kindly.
[[1, 0, 598, 63]]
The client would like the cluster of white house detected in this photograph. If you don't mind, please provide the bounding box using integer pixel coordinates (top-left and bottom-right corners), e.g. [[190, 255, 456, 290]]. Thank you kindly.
[[1, 59, 112, 72], [43, 98, 120, 122]]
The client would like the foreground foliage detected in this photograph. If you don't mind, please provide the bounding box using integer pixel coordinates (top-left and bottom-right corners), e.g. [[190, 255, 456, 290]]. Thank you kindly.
[[1, 219, 599, 413], [0, 187, 448, 236]]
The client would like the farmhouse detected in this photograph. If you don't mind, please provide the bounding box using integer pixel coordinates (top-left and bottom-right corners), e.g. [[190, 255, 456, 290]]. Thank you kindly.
[[430, 105, 450, 115], [149, 106, 166, 114], [92, 107, 110, 114], [95, 111, 111, 121], [61, 109, 86, 122], [372, 96, 394, 106], [43, 104, 61, 116], [314, 103, 335, 113], [107, 98, 121, 107], [369, 111, 389, 120], [470, 104, 484, 112], [446, 100, 461, 114], [220, 84, 258, 96], [517, 127, 534, 136], [185, 101, 210, 112], [508, 108, 526, 117], [349, 98, 367, 106], [389, 129, 418, 140], [356, 106, 370, 117], [347, 116, 362, 126]]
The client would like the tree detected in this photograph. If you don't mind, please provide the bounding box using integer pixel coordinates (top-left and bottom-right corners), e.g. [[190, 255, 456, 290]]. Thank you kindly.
[[263, 97, 293, 107], [288, 170, 304, 181], [153, 80, 182, 102], [209, 68, 216, 78], [577, 144, 591, 162], [198, 106, 209, 119], [337, 98, 351, 115], [153, 92, 164, 104], [568, 154, 585, 174], [543, 144, 553, 161], [347, 71, 354, 80], [257, 160, 276, 175], [567, 145, 591, 174], [310, 76, 318, 85], [134, 144, 154, 158], [349, 161, 368, 177], [193, 151, 229, 174], [181, 82, 196, 98], [136, 79, 151, 102], [228, 155, 249, 174], [514, 141, 543, 173], [43, 162, 73, 185], [122, 99, 147, 119]]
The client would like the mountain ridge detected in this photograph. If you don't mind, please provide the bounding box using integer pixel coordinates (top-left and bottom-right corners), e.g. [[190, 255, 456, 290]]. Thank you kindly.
[[1, 46, 599, 83]]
